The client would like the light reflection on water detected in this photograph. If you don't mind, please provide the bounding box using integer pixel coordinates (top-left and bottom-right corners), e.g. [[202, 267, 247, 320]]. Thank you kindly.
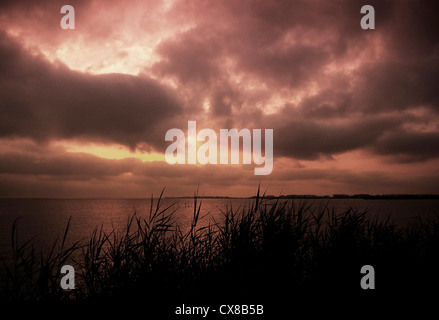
[[0, 198, 438, 260]]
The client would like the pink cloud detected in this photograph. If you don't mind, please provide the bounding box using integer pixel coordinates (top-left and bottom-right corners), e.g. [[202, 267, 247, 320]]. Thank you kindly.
[[0, 0, 438, 196]]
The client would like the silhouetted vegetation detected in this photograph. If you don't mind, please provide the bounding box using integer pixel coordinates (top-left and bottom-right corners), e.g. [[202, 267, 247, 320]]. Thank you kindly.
[[1, 188, 438, 317]]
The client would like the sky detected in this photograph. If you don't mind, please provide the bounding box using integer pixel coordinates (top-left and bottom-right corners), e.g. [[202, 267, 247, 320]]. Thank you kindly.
[[0, 0, 438, 197]]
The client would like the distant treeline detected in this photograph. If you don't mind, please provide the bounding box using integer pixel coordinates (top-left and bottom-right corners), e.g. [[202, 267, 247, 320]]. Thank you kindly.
[[254, 194, 439, 200], [170, 194, 439, 200]]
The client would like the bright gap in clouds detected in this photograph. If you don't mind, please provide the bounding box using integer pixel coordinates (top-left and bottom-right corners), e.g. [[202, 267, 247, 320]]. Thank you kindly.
[[3, 0, 194, 76], [52, 43, 160, 75], [58, 141, 165, 162]]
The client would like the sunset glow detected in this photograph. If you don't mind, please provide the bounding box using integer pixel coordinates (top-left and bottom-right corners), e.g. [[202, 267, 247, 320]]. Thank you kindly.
[[59, 141, 165, 162], [0, 0, 438, 197]]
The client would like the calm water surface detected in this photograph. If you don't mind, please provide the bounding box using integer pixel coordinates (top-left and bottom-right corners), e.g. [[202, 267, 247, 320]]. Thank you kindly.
[[0, 198, 438, 259]]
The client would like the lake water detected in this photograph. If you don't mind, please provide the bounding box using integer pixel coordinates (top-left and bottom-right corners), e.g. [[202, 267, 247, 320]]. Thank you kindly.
[[0, 198, 438, 260]]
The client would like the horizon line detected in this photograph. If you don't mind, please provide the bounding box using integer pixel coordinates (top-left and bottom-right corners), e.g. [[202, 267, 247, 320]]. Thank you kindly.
[[1, 193, 439, 200]]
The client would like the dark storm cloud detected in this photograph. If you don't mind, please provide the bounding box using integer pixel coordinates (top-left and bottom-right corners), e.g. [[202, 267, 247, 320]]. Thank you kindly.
[[1, 0, 437, 163], [382, 0, 439, 59], [152, 0, 439, 163], [0, 32, 182, 151], [153, 26, 225, 85], [353, 59, 439, 114], [373, 129, 439, 162], [158, 0, 395, 89], [0, 0, 438, 198], [0, 150, 139, 179], [273, 114, 402, 160]]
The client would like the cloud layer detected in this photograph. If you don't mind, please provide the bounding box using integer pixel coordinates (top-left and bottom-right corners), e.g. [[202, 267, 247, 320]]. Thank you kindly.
[[0, 0, 438, 196]]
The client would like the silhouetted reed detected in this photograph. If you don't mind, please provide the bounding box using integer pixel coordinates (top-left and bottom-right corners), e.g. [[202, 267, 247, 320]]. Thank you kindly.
[[1, 188, 438, 314]]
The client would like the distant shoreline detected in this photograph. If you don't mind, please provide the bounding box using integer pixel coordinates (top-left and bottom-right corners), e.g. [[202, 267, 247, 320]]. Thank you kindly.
[[260, 194, 439, 200], [0, 194, 439, 200]]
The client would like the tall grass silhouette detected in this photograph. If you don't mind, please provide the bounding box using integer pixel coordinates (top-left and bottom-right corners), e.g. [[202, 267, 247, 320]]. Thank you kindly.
[[1, 188, 438, 315]]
